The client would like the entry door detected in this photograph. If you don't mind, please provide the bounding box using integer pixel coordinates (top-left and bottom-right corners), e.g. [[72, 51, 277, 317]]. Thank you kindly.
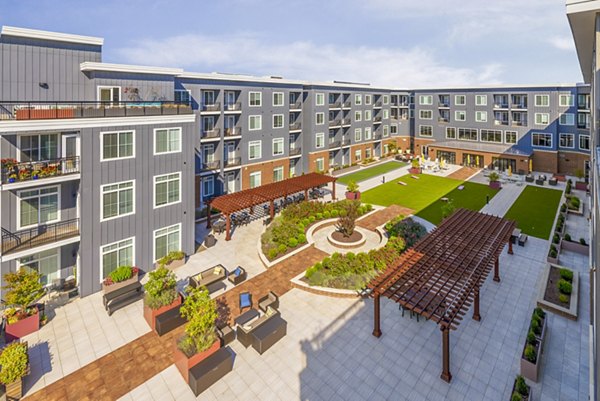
[[422, 146, 428, 158], [62, 134, 80, 172], [226, 173, 236, 193]]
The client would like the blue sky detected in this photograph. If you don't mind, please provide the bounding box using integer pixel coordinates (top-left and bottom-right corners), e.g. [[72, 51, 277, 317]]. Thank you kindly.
[[1, 0, 582, 87]]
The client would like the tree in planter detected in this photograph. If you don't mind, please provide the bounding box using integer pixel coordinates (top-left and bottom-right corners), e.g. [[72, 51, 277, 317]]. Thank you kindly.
[[411, 158, 420, 170], [0, 342, 28, 399], [335, 202, 359, 238], [145, 266, 178, 310], [441, 200, 456, 220], [524, 344, 537, 363], [512, 375, 529, 401], [2, 270, 45, 322], [347, 180, 359, 193], [178, 286, 218, 357]]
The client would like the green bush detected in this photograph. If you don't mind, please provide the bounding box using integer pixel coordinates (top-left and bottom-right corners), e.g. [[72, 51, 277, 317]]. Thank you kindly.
[[309, 215, 316, 223], [301, 218, 310, 227], [564, 233, 571, 242], [560, 204, 567, 213], [580, 238, 587, 245], [559, 294, 569, 303], [515, 375, 529, 396], [364, 204, 373, 212], [278, 243, 288, 254], [316, 213, 323, 220], [178, 286, 218, 357], [346, 180, 359, 193], [331, 209, 339, 218], [569, 196, 580, 209], [158, 250, 185, 267], [549, 245, 557, 258], [288, 238, 298, 248], [552, 234, 560, 244], [511, 392, 521, 401], [297, 233, 307, 244], [2, 270, 45, 318], [558, 279, 572, 295], [268, 248, 279, 260], [323, 211, 331, 219], [109, 265, 135, 283], [526, 330, 536, 345], [144, 266, 178, 310], [559, 268, 573, 282], [385, 217, 427, 248], [530, 318, 540, 335], [0, 342, 28, 385], [534, 307, 545, 319], [524, 344, 537, 363]]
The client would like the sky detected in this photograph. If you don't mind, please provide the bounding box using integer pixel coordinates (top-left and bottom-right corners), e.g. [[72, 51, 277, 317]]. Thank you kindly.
[[0, 0, 583, 88]]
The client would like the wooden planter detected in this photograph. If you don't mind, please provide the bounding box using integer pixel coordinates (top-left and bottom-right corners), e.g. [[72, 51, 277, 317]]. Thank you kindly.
[[489, 181, 501, 189], [345, 191, 360, 200], [15, 108, 74, 120], [174, 340, 220, 383], [409, 167, 421, 174], [156, 258, 185, 271], [102, 272, 139, 295], [5, 309, 39, 342], [143, 293, 183, 331], [520, 315, 546, 382], [6, 377, 24, 400]]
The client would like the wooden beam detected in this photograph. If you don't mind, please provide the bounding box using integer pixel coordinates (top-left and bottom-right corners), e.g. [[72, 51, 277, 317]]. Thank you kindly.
[[225, 214, 231, 241], [441, 326, 452, 382], [373, 292, 382, 338], [472, 288, 481, 321]]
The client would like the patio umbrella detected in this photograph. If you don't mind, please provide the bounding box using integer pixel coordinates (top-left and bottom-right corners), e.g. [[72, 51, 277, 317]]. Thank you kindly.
[[508, 165, 512, 176], [467, 154, 471, 166], [476, 155, 479, 166], [440, 159, 445, 169], [529, 159, 533, 173]]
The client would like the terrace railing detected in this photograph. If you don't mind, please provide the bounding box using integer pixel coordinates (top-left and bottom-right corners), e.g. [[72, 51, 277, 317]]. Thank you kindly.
[[1, 156, 80, 184], [1, 218, 79, 254]]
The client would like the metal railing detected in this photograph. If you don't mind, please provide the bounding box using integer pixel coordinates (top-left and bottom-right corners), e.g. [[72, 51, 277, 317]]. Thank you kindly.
[[342, 118, 351, 125], [438, 101, 450, 107], [1, 218, 79, 254], [329, 119, 341, 127], [329, 102, 341, 108], [202, 160, 221, 170], [224, 127, 241, 137], [494, 120, 509, 126], [511, 102, 527, 109], [1, 156, 80, 184], [374, 101, 382, 108], [373, 116, 382, 123], [290, 101, 302, 110], [342, 101, 351, 108], [201, 102, 221, 112], [511, 120, 527, 127], [373, 133, 382, 140], [289, 148, 302, 156], [290, 122, 302, 131], [224, 102, 241, 111], [224, 157, 241, 167], [329, 140, 341, 148], [438, 117, 449, 123], [0, 101, 193, 121], [341, 139, 351, 146], [202, 128, 220, 139]]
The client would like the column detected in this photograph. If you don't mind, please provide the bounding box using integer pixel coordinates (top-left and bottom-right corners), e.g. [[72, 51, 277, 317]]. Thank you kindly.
[[373, 292, 382, 338], [493, 256, 500, 282], [332, 180, 337, 201], [472, 288, 481, 321], [225, 214, 231, 241], [508, 239, 513, 255], [440, 326, 452, 382], [206, 201, 212, 229], [270, 200, 275, 219]]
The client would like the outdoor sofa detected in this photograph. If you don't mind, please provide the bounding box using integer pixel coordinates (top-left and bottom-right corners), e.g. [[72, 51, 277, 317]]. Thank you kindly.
[[188, 264, 227, 289]]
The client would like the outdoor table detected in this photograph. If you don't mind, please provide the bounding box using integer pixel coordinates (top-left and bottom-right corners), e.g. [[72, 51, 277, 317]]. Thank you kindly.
[[213, 220, 226, 234]]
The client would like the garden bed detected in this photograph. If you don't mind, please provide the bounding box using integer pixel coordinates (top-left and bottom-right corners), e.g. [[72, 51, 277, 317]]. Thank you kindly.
[[331, 230, 363, 243], [537, 264, 579, 320]]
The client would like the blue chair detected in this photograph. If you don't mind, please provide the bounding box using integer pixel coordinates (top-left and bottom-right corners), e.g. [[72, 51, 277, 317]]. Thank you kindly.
[[239, 292, 252, 313]]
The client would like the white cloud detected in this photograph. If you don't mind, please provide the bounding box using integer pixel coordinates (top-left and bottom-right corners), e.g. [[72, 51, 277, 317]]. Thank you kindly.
[[549, 36, 575, 51], [117, 34, 504, 88]]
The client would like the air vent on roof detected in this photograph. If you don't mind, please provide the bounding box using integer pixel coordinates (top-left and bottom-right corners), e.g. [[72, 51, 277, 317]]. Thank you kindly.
[[333, 80, 370, 86], [270, 76, 283, 79]]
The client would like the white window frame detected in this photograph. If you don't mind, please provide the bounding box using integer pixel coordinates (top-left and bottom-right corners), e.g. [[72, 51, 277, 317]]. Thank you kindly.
[[249, 171, 261, 188], [534, 95, 550, 107], [354, 128, 362, 142], [455, 95, 466, 106], [559, 133, 575, 149], [475, 111, 488, 122], [454, 111, 466, 121], [475, 95, 487, 106], [249, 115, 262, 131], [446, 127, 456, 139], [365, 95, 372, 105], [17, 249, 60, 287], [17, 186, 61, 230], [383, 109, 389, 119], [153, 172, 182, 209], [315, 158, 324, 172], [153, 127, 182, 155], [315, 93, 325, 106], [579, 135, 591, 150], [559, 113, 575, 126], [100, 237, 135, 282], [97, 85, 121, 103], [535, 113, 550, 126], [383, 95, 389, 105], [248, 140, 262, 160], [354, 111, 362, 122], [100, 180, 135, 222], [364, 127, 372, 140], [419, 95, 433, 105], [419, 125, 433, 137], [559, 94, 574, 107], [272, 114, 284, 129], [504, 130, 518, 144], [531, 132, 553, 148], [365, 110, 372, 121], [153, 223, 182, 263], [249, 91, 262, 107], [273, 166, 284, 182], [315, 133, 325, 148], [202, 176, 214, 197], [100, 130, 135, 161], [419, 110, 433, 120], [174, 89, 191, 105], [316, 112, 325, 125], [355, 94, 362, 105], [383, 125, 389, 137], [272, 138, 284, 156], [354, 149, 362, 161], [273, 92, 284, 107]]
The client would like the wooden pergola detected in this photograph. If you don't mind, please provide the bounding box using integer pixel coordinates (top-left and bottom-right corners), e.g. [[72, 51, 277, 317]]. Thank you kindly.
[[367, 208, 515, 382], [207, 173, 337, 240]]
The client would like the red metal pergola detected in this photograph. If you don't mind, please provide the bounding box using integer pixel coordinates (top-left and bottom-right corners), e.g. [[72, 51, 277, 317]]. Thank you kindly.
[[207, 173, 337, 240], [367, 208, 515, 382]]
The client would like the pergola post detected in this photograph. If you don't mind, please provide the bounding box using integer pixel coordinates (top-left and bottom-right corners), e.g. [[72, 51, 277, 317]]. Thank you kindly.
[[269, 200, 275, 219], [206, 200, 212, 229], [493, 256, 500, 282], [225, 214, 231, 241], [472, 288, 481, 321], [508, 239, 513, 255], [304, 189, 308, 200], [372, 292, 382, 338], [440, 326, 452, 382], [332, 179, 337, 200]]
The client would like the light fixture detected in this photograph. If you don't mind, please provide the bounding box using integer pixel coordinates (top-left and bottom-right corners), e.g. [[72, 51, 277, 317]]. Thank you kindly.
[[39, 82, 49, 89]]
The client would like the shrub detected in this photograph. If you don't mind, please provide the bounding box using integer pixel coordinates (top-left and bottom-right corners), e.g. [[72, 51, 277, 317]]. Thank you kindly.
[[385, 217, 427, 248], [530, 318, 540, 335], [515, 375, 529, 396], [278, 243, 288, 254], [268, 248, 279, 260], [323, 211, 331, 219], [108, 265, 137, 283], [288, 238, 298, 248], [0, 342, 28, 385], [559, 268, 573, 282], [309, 215, 316, 223], [564, 233, 571, 242], [411, 158, 420, 169], [2, 270, 45, 319], [335, 202, 359, 237], [558, 279, 572, 295], [488, 171, 500, 182], [552, 234, 560, 244], [316, 213, 323, 220], [560, 204, 567, 213], [364, 203, 373, 212], [511, 392, 521, 401], [526, 330, 536, 345], [301, 218, 310, 227], [534, 307, 545, 319], [297, 233, 307, 244], [178, 286, 218, 357], [580, 238, 587, 245], [524, 344, 537, 363], [559, 294, 569, 303], [144, 266, 178, 310], [331, 209, 340, 218], [158, 250, 185, 267], [441, 200, 456, 220], [346, 180, 359, 193], [569, 196, 580, 209], [549, 245, 557, 258]]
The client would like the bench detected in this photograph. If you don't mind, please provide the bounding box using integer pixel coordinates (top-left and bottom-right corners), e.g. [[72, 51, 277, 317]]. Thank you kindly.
[[103, 281, 140, 307], [518, 234, 528, 247], [155, 306, 186, 336], [104, 282, 143, 316]]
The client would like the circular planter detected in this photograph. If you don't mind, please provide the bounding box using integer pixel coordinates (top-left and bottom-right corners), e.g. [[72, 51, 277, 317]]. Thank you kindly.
[[327, 230, 367, 249]]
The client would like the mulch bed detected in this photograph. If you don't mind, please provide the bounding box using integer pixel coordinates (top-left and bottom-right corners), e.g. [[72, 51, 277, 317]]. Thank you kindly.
[[331, 230, 363, 243], [544, 265, 571, 309]]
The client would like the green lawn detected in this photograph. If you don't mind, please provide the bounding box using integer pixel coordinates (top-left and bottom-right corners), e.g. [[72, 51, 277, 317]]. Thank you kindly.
[[504, 186, 563, 239], [337, 161, 407, 185], [416, 182, 500, 225]]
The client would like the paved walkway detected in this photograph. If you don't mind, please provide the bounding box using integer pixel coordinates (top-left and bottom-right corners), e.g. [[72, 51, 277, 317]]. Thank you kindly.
[[447, 166, 480, 181], [479, 180, 527, 217], [356, 205, 413, 230]]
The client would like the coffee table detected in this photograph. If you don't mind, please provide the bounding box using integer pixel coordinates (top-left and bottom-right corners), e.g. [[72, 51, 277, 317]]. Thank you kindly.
[[234, 308, 259, 326]]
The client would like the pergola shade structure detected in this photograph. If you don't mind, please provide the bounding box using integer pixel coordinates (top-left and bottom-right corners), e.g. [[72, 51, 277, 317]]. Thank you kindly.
[[207, 173, 337, 240], [367, 208, 515, 382]]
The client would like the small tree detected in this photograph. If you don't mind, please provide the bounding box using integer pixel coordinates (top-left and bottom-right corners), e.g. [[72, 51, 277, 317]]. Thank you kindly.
[[3, 270, 45, 318], [0, 342, 28, 385], [488, 171, 500, 182], [441, 200, 456, 220], [411, 158, 420, 169], [335, 202, 359, 237], [178, 286, 218, 357], [144, 266, 178, 310], [346, 180, 359, 193]]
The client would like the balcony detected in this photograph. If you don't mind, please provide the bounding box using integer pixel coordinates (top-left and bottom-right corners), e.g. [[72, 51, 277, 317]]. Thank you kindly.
[[342, 101, 351, 108], [341, 118, 351, 126], [511, 120, 527, 127], [494, 120, 509, 126], [374, 101, 382, 108], [201, 128, 220, 140], [329, 102, 341, 109], [201, 102, 221, 112], [290, 122, 302, 131], [329, 140, 341, 148], [329, 119, 341, 127], [1, 156, 80, 186], [224, 127, 241, 137], [202, 160, 220, 170], [373, 116, 382, 123], [1, 218, 79, 255], [289, 147, 302, 157], [398, 100, 409, 107], [341, 139, 351, 147], [290, 101, 302, 110], [438, 116, 449, 123], [0, 101, 193, 121], [224, 157, 241, 168], [224, 102, 242, 112], [373, 133, 382, 141], [578, 122, 591, 129], [438, 101, 450, 108]]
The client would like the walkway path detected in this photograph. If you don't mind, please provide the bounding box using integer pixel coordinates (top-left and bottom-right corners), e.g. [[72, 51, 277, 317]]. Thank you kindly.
[[479, 180, 527, 217], [24, 246, 328, 401], [357, 205, 413, 230], [447, 166, 480, 181]]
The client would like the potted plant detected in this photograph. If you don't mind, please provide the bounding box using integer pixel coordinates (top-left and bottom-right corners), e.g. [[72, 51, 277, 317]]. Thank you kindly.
[[520, 308, 546, 382], [102, 266, 140, 294], [574, 168, 587, 191], [0, 342, 29, 400], [31, 169, 40, 180], [2, 270, 45, 341], [510, 374, 530, 401], [409, 158, 421, 174], [334, 201, 359, 238], [345, 180, 361, 200], [174, 285, 219, 383], [8, 173, 17, 183], [488, 171, 501, 189], [143, 266, 182, 331], [18, 169, 30, 181], [156, 250, 186, 270]]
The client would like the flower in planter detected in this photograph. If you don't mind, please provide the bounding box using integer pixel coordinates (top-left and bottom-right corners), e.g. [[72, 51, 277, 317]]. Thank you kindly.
[[0, 342, 28, 386], [144, 266, 178, 310]]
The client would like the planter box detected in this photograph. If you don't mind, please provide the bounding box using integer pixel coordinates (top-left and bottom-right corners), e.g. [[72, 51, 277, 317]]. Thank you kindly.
[[6, 377, 24, 400], [575, 181, 587, 191], [409, 167, 421, 174], [561, 239, 589, 255], [489, 181, 501, 189], [102, 272, 139, 295], [567, 201, 584, 216], [345, 191, 360, 200], [16, 108, 74, 120], [105, 108, 126, 117], [156, 258, 185, 271], [5, 309, 40, 342], [520, 317, 546, 383], [537, 263, 579, 320], [510, 379, 531, 401], [174, 340, 220, 383], [546, 254, 559, 264], [143, 293, 183, 331], [82, 108, 104, 118]]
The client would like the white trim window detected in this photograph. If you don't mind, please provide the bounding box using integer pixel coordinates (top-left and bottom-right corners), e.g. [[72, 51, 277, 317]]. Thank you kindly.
[[504, 131, 517, 144], [273, 138, 284, 156], [154, 128, 182, 155], [101, 180, 134, 221], [559, 113, 575, 126], [101, 130, 134, 161], [18, 249, 60, 286], [315, 158, 324, 172], [249, 91, 262, 107], [419, 95, 433, 105], [249, 171, 261, 188], [365, 95, 372, 105], [365, 110, 372, 121], [154, 172, 181, 208], [316, 112, 325, 125], [534, 95, 550, 107], [446, 127, 456, 139], [273, 166, 284, 182], [390, 124, 398, 134], [248, 141, 262, 160], [202, 176, 214, 197], [273, 92, 284, 107], [559, 94, 574, 107], [534, 113, 550, 125], [354, 128, 362, 142], [249, 115, 262, 131], [355, 94, 362, 105], [579, 135, 590, 150], [18, 186, 60, 229], [354, 149, 362, 161], [315, 133, 325, 148], [18, 134, 59, 162], [383, 109, 389, 119], [98, 86, 121, 103], [273, 114, 284, 129], [154, 224, 181, 262], [532, 133, 552, 148], [383, 125, 389, 137], [458, 128, 478, 141], [354, 111, 362, 122], [480, 129, 502, 143], [174, 89, 191, 105], [101, 238, 134, 280], [316, 93, 325, 106], [454, 111, 466, 121], [475, 95, 487, 106], [419, 125, 433, 137], [559, 133, 575, 149], [383, 95, 389, 105], [475, 111, 488, 122], [364, 127, 372, 140], [455, 95, 466, 106]]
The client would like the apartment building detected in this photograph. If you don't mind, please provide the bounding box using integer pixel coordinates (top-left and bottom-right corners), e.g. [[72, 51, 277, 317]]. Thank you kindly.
[[0, 27, 196, 296]]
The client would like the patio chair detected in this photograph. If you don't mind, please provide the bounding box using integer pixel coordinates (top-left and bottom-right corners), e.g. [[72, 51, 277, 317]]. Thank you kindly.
[[239, 292, 252, 314], [258, 291, 279, 312]]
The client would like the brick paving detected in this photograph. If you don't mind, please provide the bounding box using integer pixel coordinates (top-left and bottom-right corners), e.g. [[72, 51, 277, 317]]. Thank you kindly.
[[357, 205, 414, 231], [447, 166, 480, 181], [24, 246, 328, 401]]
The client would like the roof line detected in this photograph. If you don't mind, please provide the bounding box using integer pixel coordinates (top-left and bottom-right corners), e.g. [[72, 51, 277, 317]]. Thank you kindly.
[[1, 26, 103, 46]]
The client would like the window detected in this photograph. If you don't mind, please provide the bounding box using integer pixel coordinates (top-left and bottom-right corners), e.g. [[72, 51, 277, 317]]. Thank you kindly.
[[354, 128, 362, 141], [98, 86, 120, 103], [455, 95, 466, 106], [273, 138, 284, 155], [535, 95, 550, 107], [559, 113, 575, 126], [202, 91, 216, 106], [18, 187, 59, 229], [101, 131, 134, 160], [249, 171, 261, 188], [578, 113, 590, 128], [154, 128, 181, 154], [419, 95, 433, 105], [419, 125, 433, 137], [248, 141, 262, 160], [559, 133, 575, 148], [365, 148, 372, 159], [480, 129, 502, 143], [154, 172, 181, 208], [455, 111, 466, 121], [383, 109, 389, 119], [365, 95, 372, 105], [355, 94, 362, 105], [273, 166, 284, 182], [249, 92, 262, 107], [475, 111, 488, 122], [365, 110, 372, 121], [458, 128, 478, 141], [313, 112, 324, 125], [364, 127, 372, 140], [273, 92, 284, 106], [580, 135, 590, 150], [390, 124, 398, 134], [202, 144, 214, 163], [174, 90, 191, 105], [383, 125, 389, 137], [446, 127, 456, 139], [559, 94, 574, 107], [535, 113, 549, 125], [383, 95, 389, 105], [273, 114, 284, 129], [154, 224, 181, 262], [505, 131, 517, 144], [315, 158, 324, 172], [354, 149, 362, 161], [354, 111, 362, 122], [475, 95, 487, 106], [101, 181, 134, 221], [316, 93, 325, 106], [532, 133, 552, 148], [578, 94, 590, 109], [19, 134, 58, 162], [249, 115, 262, 130], [18, 249, 59, 286], [420, 109, 433, 120], [101, 238, 134, 280], [316, 133, 325, 148], [202, 176, 214, 197]]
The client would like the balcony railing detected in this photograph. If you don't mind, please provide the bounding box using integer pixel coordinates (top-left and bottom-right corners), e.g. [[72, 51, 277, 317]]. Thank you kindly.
[[289, 147, 302, 156], [398, 101, 409, 107], [224, 127, 241, 137], [512, 120, 527, 127], [341, 139, 351, 147], [373, 133, 382, 140], [341, 118, 351, 126], [329, 102, 341, 109], [374, 101, 382, 108], [373, 116, 382, 123], [201, 102, 221, 112], [493, 102, 509, 109], [224, 102, 241, 111], [342, 101, 351, 108], [290, 122, 302, 131], [0, 101, 193, 121], [438, 101, 450, 107], [290, 101, 302, 110], [329, 140, 341, 148], [202, 160, 220, 170], [578, 123, 591, 129], [202, 128, 220, 139], [1, 156, 80, 185], [224, 157, 241, 168], [329, 119, 341, 127], [494, 120, 509, 126], [1, 218, 79, 255], [512, 102, 527, 109]]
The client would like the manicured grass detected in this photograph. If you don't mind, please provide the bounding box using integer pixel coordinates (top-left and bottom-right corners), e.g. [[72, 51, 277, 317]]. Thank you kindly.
[[360, 174, 462, 211], [416, 182, 500, 225], [337, 161, 407, 185], [504, 186, 563, 239]]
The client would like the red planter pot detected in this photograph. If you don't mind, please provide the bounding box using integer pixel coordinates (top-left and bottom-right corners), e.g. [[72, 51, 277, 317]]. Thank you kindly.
[[489, 181, 501, 189], [5, 309, 39, 342], [345, 191, 361, 200], [575, 181, 587, 191], [409, 167, 421, 174], [174, 340, 220, 383], [143, 293, 183, 331]]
